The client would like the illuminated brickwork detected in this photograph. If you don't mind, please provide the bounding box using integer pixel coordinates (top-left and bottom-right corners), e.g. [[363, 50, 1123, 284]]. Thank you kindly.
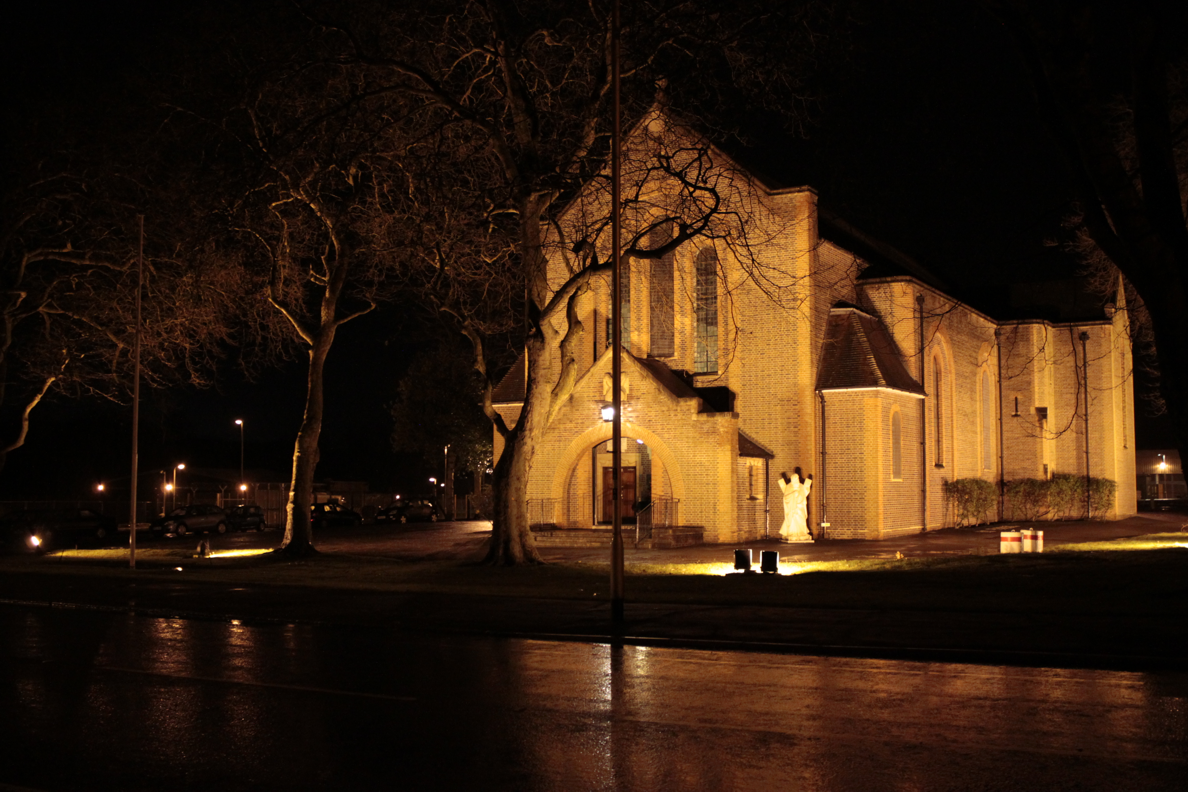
[[492, 113, 1136, 542]]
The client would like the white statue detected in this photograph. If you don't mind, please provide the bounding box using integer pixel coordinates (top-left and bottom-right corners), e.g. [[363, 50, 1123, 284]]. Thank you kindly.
[[777, 472, 798, 539], [778, 468, 814, 543], [795, 472, 813, 538]]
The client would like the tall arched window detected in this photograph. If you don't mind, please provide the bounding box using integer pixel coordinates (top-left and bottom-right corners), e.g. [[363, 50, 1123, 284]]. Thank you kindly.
[[648, 223, 674, 358], [933, 356, 944, 465], [891, 409, 903, 480], [694, 247, 718, 373], [982, 370, 994, 471]]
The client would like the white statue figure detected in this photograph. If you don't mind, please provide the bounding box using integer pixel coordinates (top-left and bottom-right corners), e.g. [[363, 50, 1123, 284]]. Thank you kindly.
[[777, 472, 798, 539], [778, 468, 814, 543], [795, 470, 813, 540]]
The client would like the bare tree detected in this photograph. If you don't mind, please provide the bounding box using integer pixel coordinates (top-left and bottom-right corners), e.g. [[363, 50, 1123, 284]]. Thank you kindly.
[[190, 33, 420, 555], [325, 0, 845, 563], [0, 158, 242, 477]]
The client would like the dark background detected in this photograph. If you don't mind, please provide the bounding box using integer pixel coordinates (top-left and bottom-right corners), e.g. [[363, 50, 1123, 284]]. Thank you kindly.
[[0, 0, 1169, 500]]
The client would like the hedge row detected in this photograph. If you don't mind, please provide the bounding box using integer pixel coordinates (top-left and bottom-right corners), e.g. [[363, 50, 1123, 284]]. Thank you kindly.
[[1005, 474, 1116, 521], [944, 474, 1117, 525]]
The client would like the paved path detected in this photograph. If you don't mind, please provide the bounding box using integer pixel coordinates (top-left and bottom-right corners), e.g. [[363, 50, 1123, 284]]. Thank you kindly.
[[313, 511, 1186, 566]]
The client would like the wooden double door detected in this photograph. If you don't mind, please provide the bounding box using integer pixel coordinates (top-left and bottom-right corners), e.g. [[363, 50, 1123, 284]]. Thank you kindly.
[[600, 466, 636, 523]]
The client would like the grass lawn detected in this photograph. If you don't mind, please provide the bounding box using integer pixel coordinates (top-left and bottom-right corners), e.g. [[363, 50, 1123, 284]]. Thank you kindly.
[[3, 533, 1186, 617]]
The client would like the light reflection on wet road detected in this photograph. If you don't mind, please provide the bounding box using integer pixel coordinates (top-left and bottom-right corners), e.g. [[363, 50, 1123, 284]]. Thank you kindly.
[[1, 605, 1185, 791]]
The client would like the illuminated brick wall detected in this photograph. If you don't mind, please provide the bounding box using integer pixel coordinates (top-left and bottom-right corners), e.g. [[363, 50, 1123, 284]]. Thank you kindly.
[[498, 114, 1137, 543]]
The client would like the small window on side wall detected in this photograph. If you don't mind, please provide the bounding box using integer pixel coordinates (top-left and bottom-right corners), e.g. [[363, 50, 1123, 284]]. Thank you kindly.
[[891, 410, 903, 481]]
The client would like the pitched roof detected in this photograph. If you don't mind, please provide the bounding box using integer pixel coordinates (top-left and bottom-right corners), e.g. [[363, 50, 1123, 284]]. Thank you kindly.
[[738, 431, 775, 459], [816, 305, 924, 395], [491, 352, 527, 403], [634, 356, 700, 401]]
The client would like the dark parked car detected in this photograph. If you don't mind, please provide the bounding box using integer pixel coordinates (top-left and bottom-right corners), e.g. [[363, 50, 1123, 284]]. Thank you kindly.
[[395, 500, 439, 523], [152, 504, 229, 536], [0, 508, 119, 551], [226, 504, 268, 532], [311, 502, 361, 529], [375, 502, 404, 523]]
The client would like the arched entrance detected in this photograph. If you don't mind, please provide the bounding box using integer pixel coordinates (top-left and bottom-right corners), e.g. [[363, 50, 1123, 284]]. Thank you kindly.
[[550, 437, 675, 528], [546, 423, 685, 530], [589, 436, 653, 524]]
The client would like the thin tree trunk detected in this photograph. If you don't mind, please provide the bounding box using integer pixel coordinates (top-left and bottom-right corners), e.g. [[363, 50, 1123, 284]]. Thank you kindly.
[[0, 373, 56, 477], [280, 330, 336, 556]]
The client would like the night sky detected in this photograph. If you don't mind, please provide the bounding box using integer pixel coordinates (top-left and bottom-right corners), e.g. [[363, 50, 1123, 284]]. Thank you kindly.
[[0, 1, 1169, 501]]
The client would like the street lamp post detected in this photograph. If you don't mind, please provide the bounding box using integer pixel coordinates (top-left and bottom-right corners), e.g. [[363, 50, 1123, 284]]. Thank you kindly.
[[235, 419, 245, 499], [609, 0, 625, 632], [172, 463, 185, 511], [443, 444, 450, 519]]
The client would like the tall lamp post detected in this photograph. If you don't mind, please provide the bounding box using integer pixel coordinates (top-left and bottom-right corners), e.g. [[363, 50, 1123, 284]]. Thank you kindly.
[[609, 0, 625, 631], [235, 419, 245, 499], [172, 463, 185, 512], [443, 444, 450, 519]]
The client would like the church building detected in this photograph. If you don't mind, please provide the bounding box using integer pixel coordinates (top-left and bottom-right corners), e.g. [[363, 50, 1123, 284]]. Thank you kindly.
[[492, 112, 1137, 545]]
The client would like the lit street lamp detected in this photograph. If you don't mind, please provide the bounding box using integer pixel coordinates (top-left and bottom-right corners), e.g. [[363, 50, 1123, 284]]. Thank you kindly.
[[235, 419, 245, 498], [172, 463, 185, 511], [443, 444, 450, 519], [1156, 453, 1169, 500]]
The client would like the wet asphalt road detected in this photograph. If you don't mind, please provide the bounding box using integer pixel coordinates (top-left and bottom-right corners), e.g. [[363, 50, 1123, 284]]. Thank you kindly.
[[2, 604, 1186, 791]]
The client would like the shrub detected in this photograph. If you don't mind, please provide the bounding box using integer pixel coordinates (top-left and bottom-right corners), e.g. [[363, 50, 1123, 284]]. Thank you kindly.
[[1089, 477, 1117, 517], [1047, 473, 1083, 519], [1045, 474, 1118, 519], [943, 478, 997, 526], [1004, 478, 1049, 521]]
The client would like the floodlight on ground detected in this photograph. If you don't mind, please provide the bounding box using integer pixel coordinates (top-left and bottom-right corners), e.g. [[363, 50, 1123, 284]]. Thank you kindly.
[[760, 550, 779, 574], [733, 548, 752, 572]]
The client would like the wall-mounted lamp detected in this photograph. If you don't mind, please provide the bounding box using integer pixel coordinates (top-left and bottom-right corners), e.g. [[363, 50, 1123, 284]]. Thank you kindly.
[[601, 405, 615, 422]]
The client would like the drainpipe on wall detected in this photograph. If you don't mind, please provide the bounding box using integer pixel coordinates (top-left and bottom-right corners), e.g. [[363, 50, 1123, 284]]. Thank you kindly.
[[917, 294, 928, 532], [996, 328, 1006, 522], [818, 390, 829, 539], [764, 457, 770, 539], [1081, 330, 1091, 519]]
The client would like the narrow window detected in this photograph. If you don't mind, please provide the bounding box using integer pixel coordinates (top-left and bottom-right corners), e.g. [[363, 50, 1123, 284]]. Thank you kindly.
[[982, 371, 994, 471], [933, 357, 943, 465], [747, 465, 755, 498], [694, 247, 719, 373], [648, 224, 675, 358], [621, 258, 631, 346], [891, 410, 903, 480]]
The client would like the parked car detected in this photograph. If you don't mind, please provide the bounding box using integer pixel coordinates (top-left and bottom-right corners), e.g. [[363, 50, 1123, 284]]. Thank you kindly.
[[152, 504, 229, 536], [375, 503, 403, 523], [395, 500, 439, 523], [0, 508, 119, 551], [311, 502, 361, 529], [226, 504, 268, 532]]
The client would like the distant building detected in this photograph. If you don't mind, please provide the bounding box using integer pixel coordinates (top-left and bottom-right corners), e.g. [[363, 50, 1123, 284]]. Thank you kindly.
[[493, 111, 1137, 542], [1136, 450, 1185, 503]]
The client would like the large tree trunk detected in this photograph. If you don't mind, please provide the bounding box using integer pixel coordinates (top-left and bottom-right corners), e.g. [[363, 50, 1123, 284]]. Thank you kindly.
[[485, 333, 547, 565], [280, 330, 336, 556]]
